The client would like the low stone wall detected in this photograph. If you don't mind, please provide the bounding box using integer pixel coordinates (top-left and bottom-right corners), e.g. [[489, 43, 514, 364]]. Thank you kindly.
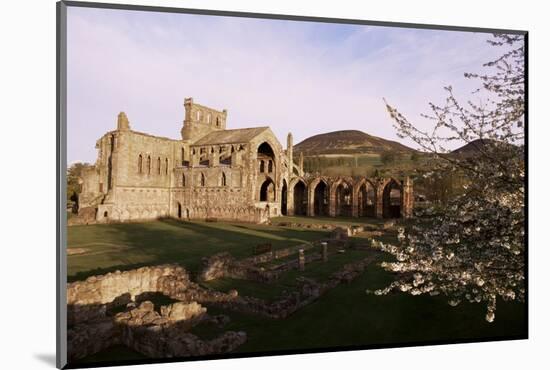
[[198, 252, 282, 284], [67, 318, 119, 362], [268, 252, 322, 274], [66, 249, 377, 362], [274, 222, 334, 230], [212, 255, 377, 319], [67, 265, 191, 305], [199, 241, 353, 285], [274, 222, 365, 235], [189, 205, 270, 224], [198, 253, 234, 282], [240, 243, 316, 265], [67, 265, 192, 325], [115, 301, 206, 329], [115, 301, 246, 358], [67, 299, 246, 362]]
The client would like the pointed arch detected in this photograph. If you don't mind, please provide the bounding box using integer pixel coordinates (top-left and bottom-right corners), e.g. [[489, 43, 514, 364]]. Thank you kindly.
[[259, 177, 276, 202], [138, 154, 143, 174], [200, 173, 206, 187], [308, 177, 329, 217], [352, 178, 377, 217], [330, 178, 353, 217], [382, 178, 403, 218], [257, 141, 276, 175], [221, 172, 227, 187], [292, 179, 307, 215]]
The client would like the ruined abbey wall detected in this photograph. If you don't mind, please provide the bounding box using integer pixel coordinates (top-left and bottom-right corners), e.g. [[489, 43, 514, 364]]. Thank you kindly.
[[77, 98, 413, 224]]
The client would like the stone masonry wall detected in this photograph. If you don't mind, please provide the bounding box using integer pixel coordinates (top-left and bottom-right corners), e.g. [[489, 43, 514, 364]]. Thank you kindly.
[[77, 99, 413, 224], [67, 265, 191, 325]]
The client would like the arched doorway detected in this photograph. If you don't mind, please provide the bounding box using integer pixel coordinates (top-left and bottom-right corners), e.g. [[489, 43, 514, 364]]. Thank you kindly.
[[293, 180, 307, 215], [334, 181, 352, 217], [177, 202, 182, 218], [259, 178, 276, 202], [313, 180, 328, 216], [357, 181, 376, 217], [281, 180, 288, 215], [383, 179, 402, 218]]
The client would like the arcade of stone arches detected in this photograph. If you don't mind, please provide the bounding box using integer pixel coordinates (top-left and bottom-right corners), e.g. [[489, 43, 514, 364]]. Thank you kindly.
[[253, 140, 414, 219], [276, 175, 413, 219]]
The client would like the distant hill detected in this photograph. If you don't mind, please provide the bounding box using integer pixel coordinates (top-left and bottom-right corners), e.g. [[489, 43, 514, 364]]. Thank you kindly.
[[451, 139, 518, 157], [294, 130, 416, 156]]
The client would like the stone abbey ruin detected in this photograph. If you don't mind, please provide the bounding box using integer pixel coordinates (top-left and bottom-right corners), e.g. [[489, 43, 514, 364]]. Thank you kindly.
[[68, 98, 416, 363], [77, 98, 413, 224]]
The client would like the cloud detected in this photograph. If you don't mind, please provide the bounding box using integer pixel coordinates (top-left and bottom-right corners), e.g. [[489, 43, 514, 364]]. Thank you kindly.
[[67, 7, 508, 163]]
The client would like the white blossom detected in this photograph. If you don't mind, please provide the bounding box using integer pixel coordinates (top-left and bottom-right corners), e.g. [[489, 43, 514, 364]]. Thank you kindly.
[[371, 34, 525, 323]]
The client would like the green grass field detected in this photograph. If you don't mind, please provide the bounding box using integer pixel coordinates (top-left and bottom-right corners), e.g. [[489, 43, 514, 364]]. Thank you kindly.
[[218, 263, 525, 353], [272, 215, 385, 227], [194, 249, 525, 353], [69, 219, 526, 364], [67, 218, 329, 281]]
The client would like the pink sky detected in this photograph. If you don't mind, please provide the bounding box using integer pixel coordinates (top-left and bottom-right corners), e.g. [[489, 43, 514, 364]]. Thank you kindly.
[[67, 6, 510, 164]]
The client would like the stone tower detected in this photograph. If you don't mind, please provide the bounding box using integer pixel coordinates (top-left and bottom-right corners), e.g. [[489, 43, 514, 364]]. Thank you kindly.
[[181, 97, 227, 142], [287, 132, 293, 179], [117, 112, 130, 131]]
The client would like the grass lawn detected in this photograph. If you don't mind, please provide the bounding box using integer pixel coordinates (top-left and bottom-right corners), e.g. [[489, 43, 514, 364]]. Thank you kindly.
[[70, 219, 526, 364], [195, 261, 526, 354], [201, 249, 379, 301], [67, 219, 329, 281], [272, 215, 388, 228]]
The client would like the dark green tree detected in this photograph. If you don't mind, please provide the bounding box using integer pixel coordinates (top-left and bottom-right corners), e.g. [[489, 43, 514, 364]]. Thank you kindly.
[[67, 162, 92, 212]]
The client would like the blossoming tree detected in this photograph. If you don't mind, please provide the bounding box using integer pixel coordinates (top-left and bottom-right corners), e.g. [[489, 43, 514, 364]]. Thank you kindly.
[[376, 34, 525, 322]]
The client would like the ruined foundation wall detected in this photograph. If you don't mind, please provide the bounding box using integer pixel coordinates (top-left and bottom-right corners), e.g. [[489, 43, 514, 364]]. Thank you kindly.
[[67, 265, 191, 325]]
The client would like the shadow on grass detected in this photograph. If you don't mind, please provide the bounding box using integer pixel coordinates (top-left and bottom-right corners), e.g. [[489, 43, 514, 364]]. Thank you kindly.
[[68, 219, 330, 282]]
